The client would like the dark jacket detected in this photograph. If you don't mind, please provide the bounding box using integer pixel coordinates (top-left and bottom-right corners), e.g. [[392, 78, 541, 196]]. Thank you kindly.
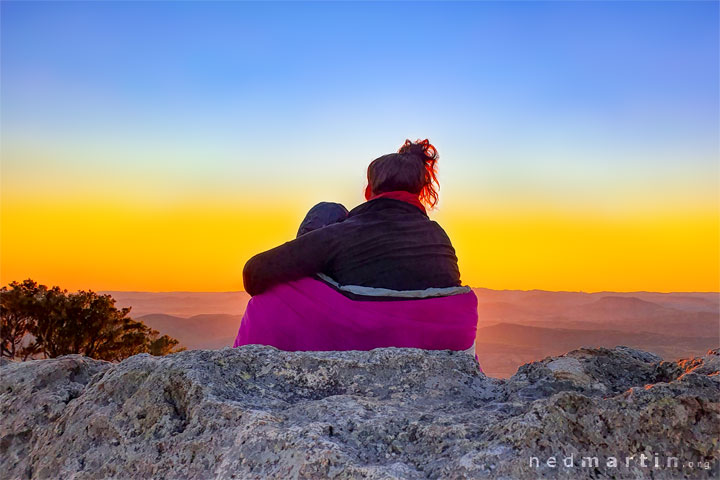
[[242, 198, 462, 296]]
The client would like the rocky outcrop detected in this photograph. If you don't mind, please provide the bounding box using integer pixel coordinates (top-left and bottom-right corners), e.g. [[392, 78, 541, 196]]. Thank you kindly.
[[1, 345, 718, 479]]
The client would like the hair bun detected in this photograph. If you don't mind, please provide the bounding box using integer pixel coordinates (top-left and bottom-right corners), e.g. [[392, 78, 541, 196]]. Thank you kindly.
[[395, 138, 440, 208], [398, 138, 437, 163]]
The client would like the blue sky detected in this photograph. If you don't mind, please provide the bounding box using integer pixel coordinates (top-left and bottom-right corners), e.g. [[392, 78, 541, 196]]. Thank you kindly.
[[3, 1, 716, 200]]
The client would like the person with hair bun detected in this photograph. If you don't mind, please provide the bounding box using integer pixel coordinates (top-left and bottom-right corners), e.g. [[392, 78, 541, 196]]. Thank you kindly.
[[234, 139, 480, 368]]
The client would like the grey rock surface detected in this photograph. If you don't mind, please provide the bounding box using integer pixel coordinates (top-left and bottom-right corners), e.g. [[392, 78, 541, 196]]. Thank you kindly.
[[1, 345, 718, 479]]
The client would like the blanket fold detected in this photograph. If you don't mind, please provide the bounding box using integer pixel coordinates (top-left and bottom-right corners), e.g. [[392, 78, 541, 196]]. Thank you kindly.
[[233, 277, 478, 353]]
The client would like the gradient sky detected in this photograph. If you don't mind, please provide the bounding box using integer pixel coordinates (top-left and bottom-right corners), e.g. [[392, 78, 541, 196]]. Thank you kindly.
[[1, 1, 718, 292]]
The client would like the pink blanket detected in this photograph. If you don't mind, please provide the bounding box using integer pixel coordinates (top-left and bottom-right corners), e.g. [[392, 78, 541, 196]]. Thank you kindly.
[[233, 276, 478, 354]]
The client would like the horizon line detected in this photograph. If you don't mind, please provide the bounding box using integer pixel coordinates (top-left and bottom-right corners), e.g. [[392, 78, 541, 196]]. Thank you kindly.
[[97, 288, 720, 295]]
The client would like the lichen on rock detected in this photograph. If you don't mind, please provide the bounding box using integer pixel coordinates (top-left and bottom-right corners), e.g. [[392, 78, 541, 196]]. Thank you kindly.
[[1, 345, 718, 479]]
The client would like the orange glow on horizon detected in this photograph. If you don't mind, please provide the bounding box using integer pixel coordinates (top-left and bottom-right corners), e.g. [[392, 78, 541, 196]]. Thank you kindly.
[[1, 198, 717, 293]]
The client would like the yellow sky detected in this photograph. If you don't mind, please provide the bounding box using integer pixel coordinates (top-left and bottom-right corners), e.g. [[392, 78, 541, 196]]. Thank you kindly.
[[1, 195, 717, 293]]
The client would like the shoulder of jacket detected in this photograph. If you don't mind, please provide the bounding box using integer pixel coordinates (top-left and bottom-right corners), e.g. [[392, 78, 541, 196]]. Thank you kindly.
[[428, 219, 453, 238]]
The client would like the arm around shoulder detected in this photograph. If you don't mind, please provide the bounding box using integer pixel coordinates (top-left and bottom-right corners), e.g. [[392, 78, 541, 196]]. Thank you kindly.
[[242, 225, 340, 296]]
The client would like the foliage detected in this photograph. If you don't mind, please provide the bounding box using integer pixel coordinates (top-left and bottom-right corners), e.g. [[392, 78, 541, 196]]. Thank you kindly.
[[0, 279, 185, 361]]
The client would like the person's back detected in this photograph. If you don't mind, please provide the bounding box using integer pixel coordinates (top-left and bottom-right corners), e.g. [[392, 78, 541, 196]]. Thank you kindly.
[[235, 138, 478, 365], [243, 139, 463, 296], [316, 198, 461, 290], [243, 197, 462, 296]]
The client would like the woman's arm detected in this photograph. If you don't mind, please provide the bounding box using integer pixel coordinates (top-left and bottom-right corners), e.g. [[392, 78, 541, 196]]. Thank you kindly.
[[242, 225, 340, 296]]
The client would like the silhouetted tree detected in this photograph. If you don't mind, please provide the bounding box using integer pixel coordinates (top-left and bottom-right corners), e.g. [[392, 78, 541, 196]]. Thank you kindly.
[[1, 278, 185, 361], [0, 279, 43, 359]]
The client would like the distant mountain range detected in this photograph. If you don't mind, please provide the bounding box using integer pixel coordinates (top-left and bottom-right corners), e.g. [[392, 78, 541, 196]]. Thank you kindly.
[[474, 321, 716, 378], [102, 288, 719, 378], [135, 313, 243, 351], [103, 291, 250, 317]]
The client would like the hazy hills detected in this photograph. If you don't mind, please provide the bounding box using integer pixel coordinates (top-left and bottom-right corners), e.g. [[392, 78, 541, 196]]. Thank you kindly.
[[471, 290, 718, 376], [101, 288, 718, 378], [102, 291, 250, 318], [136, 313, 243, 351], [474, 322, 716, 377]]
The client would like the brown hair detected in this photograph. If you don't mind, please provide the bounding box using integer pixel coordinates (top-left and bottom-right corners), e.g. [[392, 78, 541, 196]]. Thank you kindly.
[[364, 138, 440, 208]]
